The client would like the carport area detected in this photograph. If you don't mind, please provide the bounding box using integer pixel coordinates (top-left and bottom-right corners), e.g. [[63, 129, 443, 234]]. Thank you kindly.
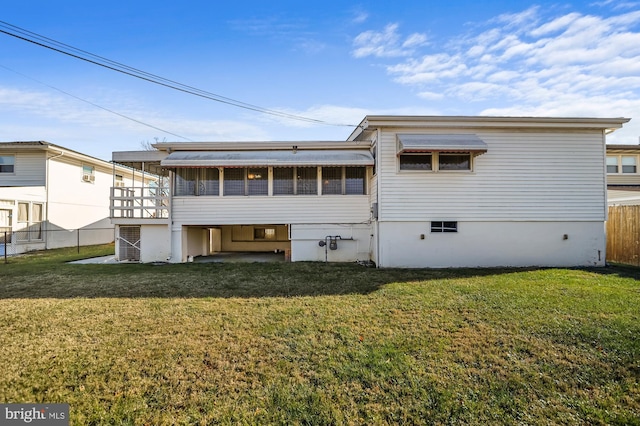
[[183, 224, 291, 262]]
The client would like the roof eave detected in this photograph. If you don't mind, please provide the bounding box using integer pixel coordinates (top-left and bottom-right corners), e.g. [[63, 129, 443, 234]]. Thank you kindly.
[[360, 115, 631, 131]]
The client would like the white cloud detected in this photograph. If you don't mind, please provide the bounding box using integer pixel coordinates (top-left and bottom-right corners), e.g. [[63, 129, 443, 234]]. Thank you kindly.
[[352, 23, 428, 58], [354, 7, 640, 143]]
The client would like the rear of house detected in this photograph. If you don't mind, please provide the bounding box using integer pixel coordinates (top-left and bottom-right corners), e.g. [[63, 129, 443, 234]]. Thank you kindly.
[[110, 115, 628, 267]]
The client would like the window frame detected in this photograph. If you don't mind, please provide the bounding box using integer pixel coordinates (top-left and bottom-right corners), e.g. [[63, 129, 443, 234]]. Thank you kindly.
[[16, 201, 44, 242], [606, 156, 619, 174], [437, 153, 472, 171], [0, 154, 15, 174], [399, 152, 474, 172], [431, 221, 458, 233], [399, 153, 433, 171], [621, 156, 637, 174]]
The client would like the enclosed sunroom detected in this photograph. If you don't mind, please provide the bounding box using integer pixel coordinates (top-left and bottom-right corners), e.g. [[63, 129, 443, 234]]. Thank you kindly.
[[110, 142, 375, 263]]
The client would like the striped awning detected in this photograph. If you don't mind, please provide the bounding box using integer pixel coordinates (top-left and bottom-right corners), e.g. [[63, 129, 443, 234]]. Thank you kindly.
[[398, 134, 488, 153], [161, 150, 374, 167]]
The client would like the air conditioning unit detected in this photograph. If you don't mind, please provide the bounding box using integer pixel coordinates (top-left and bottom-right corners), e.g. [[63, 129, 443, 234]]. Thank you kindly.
[[82, 174, 95, 182]]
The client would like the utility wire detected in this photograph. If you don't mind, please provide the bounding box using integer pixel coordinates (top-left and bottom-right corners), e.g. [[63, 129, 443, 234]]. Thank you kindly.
[[0, 63, 194, 141], [0, 20, 358, 128]]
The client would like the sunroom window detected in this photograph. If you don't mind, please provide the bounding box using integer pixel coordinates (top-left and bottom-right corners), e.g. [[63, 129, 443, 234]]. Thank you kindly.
[[174, 168, 220, 196], [273, 168, 294, 195], [296, 167, 318, 195], [321, 167, 342, 195]]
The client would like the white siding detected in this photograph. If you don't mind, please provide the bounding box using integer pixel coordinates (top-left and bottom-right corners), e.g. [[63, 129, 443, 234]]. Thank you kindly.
[[290, 224, 372, 262], [0, 151, 46, 186], [377, 129, 606, 221], [171, 195, 371, 225], [45, 156, 116, 248], [47, 157, 114, 229], [607, 174, 640, 186]]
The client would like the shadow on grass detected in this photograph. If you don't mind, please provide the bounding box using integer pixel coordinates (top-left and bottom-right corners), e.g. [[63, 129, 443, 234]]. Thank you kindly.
[[583, 263, 640, 281], [0, 261, 545, 299]]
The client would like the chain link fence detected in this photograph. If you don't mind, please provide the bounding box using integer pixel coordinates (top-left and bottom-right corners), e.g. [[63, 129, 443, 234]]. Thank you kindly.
[[1, 227, 115, 263]]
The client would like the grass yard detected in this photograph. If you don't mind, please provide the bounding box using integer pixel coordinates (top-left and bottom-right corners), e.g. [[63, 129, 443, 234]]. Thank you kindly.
[[0, 245, 639, 425]]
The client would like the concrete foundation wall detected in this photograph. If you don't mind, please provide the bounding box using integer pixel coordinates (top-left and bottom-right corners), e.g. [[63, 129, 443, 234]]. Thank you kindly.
[[377, 221, 605, 268]]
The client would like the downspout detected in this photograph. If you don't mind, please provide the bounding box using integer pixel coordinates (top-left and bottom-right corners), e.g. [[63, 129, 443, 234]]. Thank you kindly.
[[375, 127, 382, 268], [45, 149, 64, 249]]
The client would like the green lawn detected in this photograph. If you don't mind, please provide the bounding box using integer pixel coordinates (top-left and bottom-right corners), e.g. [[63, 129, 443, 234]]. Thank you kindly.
[[1, 245, 639, 425]]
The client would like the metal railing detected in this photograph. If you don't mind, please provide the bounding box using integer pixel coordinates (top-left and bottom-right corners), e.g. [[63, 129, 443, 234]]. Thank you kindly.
[[110, 186, 170, 219]]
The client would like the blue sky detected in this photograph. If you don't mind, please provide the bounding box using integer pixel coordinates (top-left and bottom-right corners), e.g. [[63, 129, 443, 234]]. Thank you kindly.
[[1, 0, 639, 160]]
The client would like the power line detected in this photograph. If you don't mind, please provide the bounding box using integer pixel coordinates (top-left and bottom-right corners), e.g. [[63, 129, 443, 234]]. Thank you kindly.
[[0, 63, 194, 141], [0, 20, 358, 128]]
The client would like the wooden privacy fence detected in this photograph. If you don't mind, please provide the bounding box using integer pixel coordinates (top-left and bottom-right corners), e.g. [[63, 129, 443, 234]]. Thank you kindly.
[[607, 205, 640, 266]]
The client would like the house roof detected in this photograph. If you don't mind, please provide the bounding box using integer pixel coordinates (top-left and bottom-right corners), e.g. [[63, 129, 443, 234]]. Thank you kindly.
[[0, 141, 141, 175], [152, 141, 369, 152], [161, 149, 374, 167], [349, 115, 631, 141], [397, 134, 488, 153], [606, 144, 640, 153]]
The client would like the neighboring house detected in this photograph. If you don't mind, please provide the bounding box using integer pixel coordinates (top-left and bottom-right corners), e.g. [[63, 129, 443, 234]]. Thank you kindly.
[[0, 141, 152, 256], [110, 115, 629, 268], [606, 144, 640, 205]]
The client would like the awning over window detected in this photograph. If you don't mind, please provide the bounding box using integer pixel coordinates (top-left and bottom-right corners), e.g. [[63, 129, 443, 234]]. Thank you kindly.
[[161, 149, 374, 167], [398, 134, 488, 154]]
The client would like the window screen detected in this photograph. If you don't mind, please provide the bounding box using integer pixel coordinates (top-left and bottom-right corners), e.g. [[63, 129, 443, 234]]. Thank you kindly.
[[224, 168, 245, 196], [273, 168, 294, 195], [296, 167, 317, 195], [322, 167, 342, 195], [345, 167, 366, 195], [247, 168, 268, 195]]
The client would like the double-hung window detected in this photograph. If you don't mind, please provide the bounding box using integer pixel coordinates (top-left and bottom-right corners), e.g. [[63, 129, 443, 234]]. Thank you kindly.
[[606, 156, 619, 174], [0, 155, 15, 173], [16, 202, 43, 242], [622, 156, 637, 174]]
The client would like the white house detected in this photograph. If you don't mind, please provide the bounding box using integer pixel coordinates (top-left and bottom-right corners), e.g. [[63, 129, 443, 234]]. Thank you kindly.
[[0, 141, 152, 256], [606, 144, 640, 206], [109, 115, 629, 267]]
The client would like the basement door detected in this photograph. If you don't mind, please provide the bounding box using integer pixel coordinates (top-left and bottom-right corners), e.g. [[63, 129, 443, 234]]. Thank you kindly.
[[118, 226, 140, 261]]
